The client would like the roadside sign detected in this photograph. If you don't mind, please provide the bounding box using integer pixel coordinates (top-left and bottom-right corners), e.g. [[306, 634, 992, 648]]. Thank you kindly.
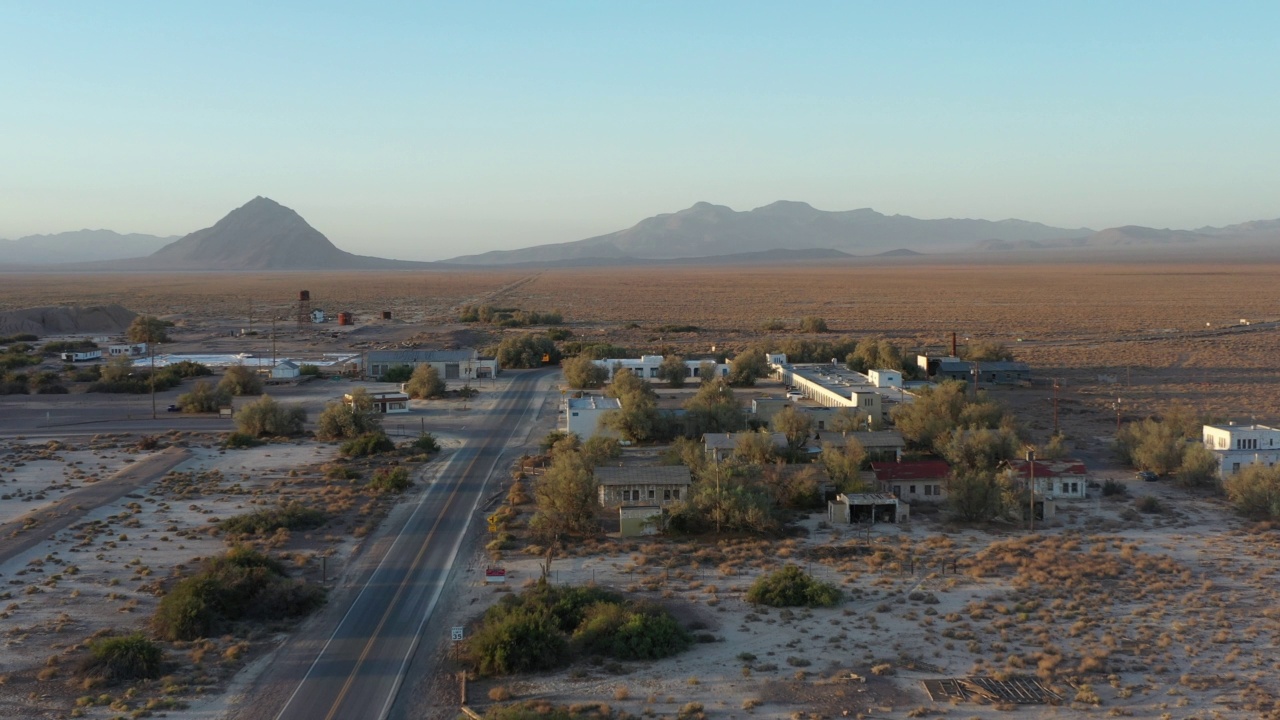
[[485, 567, 507, 584], [451, 626, 464, 642]]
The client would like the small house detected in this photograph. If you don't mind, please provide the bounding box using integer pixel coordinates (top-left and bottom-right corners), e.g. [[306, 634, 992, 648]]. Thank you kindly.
[[1004, 458, 1089, 499], [596, 465, 692, 508], [107, 343, 147, 357], [564, 395, 622, 440], [871, 459, 951, 502], [60, 350, 102, 362], [828, 492, 908, 524], [311, 309, 327, 323], [271, 360, 301, 379], [345, 391, 409, 414], [703, 432, 788, 462]]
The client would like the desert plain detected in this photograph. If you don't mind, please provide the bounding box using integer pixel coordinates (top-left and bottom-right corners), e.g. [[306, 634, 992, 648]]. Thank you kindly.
[[2, 257, 1280, 720]]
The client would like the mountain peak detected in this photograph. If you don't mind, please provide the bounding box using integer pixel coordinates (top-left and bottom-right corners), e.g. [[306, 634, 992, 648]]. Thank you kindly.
[[148, 197, 354, 269], [755, 200, 816, 214]]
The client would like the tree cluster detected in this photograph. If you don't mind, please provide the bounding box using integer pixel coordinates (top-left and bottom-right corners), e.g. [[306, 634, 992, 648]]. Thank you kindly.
[[1114, 407, 1217, 488], [235, 395, 307, 437], [462, 582, 690, 677], [459, 304, 563, 327], [492, 333, 562, 369]]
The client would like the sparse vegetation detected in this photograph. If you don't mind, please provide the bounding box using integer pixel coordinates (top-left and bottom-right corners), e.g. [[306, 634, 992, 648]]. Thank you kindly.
[[234, 394, 307, 437], [77, 633, 163, 684], [220, 503, 328, 535]]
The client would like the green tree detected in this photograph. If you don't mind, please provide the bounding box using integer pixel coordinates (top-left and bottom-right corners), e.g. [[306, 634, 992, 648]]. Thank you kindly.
[[316, 388, 382, 440], [847, 337, 904, 372], [404, 363, 446, 398], [821, 439, 868, 492], [798, 316, 829, 333], [890, 380, 1006, 452], [656, 355, 688, 388], [697, 360, 719, 384], [938, 426, 1020, 473], [529, 450, 598, 542], [733, 430, 778, 466], [219, 365, 263, 396], [772, 405, 812, 457], [493, 333, 561, 369], [601, 369, 663, 442], [176, 380, 231, 413], [946, 469, 1007, 523], [126, 315, 170, 344], [728, 348, 769, 387], [581, 436, 622, 466], [100, 356, 135, 383], [1223, 464, 1280, 520], [235, 395, 307, 436], [828, 407, 868, 434], [1175, 443, 1220, 490], [380, 364, 414, 382], [562, 355, 608, 389], [683, 377, 747, 436]]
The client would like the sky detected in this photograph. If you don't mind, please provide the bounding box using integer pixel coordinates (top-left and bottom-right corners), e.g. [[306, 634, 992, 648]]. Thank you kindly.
[[2, 2, 1278, 261]]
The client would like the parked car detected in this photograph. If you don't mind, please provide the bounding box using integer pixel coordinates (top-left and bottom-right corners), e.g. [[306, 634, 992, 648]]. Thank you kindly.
[[166, 404, 180, 412], [1138, 470, 1159, 482]]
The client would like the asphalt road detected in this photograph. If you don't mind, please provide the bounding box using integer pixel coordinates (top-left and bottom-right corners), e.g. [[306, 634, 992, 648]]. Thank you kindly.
[[254, 368, 551, 720]]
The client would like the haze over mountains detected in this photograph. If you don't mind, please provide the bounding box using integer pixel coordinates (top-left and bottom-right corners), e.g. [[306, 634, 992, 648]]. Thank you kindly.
[[445, 201, 1280, 266], [3, 197, 1279, 271], [0, 230, 176, 265]]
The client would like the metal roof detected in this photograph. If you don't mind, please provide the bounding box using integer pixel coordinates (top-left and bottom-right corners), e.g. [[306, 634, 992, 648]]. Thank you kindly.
[[702, 432, 788, 450], [595, 466, 692, 486], [871, 460, 952, 480], [567, 396, 622, 411], [365, 349, 478, 363]]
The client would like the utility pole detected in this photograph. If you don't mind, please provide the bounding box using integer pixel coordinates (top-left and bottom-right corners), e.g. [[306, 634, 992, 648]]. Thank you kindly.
[[149, 342, 157, 420], [1052, 378, 1061, 436], [271, 317, 278, 371], [1115, 398, 1122, 433], [1027, 449, 1036, 532]]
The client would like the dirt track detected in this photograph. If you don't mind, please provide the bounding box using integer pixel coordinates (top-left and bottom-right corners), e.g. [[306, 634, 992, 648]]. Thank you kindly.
[[0, 445, 190, 566]]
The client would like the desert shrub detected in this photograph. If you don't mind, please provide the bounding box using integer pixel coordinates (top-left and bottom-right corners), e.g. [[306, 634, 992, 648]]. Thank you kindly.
[[78, 633, 163, 683], [235, 395, 307, 437], [759, 318, 787, 332], [0, 333, 38, 343], [1135, 495, 1163, 514], [559, 342, 631, 360], [220, 503, 327, 535], [340, 432, 395, 457], [218, 365, 263, 396], [1101, 479, 1128, 497], [152, 547, 324, 641], [746, 565, 842, 608], [368, 466, 412, 493], [42, 339, 98, 355], [410, 432, 440, 453], [961, 339, 1014, 362], [798, 316, 829, 333], [29, 370, 68, 394], [380, 364, 414, 383], [463, 581, 688, 677], [0, 374, 30, 395], [223, 432, 264, 449], [177, 380, 231, 413], [166, 360, 212, 378], [546, 327, 573, 341], [404, 364, 446, 398]]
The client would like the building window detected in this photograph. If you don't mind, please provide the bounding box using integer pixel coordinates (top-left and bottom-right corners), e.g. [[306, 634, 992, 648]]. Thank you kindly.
[[893, 485, 901, 497], [664, 489, 671, 500], [1233, 462, 1241, 472], [909, 485, 916, 494], [818, 421, 825, 430], [673, 489, 680, 500], [648, 489, 655, 499]]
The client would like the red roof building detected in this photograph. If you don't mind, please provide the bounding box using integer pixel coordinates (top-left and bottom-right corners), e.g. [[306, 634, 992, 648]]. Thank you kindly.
[[870, 460, 951, 502]]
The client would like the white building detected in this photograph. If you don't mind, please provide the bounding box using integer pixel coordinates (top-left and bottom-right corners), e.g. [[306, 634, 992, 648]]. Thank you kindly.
[[564, 395, 622, 439], [365, 348, 498, 381], [108, 343, 148, 357], [867, 368, 902, 389], [311, 309, 326, 323], [1203, 423, 1280, 478], [345, 391, 410, 414], [591, 355, 730, 382]]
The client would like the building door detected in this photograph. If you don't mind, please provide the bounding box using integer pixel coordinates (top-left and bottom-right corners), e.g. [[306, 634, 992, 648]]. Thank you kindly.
[[445, 363, 460, 379]]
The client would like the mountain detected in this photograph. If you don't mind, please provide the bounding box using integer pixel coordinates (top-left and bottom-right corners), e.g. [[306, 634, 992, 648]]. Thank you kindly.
[[140, 197, 431, 270], [444, 201, 1094, 265], [0, 230, 176, 265], [1084, 226, 1209, 246]]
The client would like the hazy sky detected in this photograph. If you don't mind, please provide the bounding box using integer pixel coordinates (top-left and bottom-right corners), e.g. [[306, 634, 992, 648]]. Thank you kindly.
[[3, 2, 1277, 260]]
